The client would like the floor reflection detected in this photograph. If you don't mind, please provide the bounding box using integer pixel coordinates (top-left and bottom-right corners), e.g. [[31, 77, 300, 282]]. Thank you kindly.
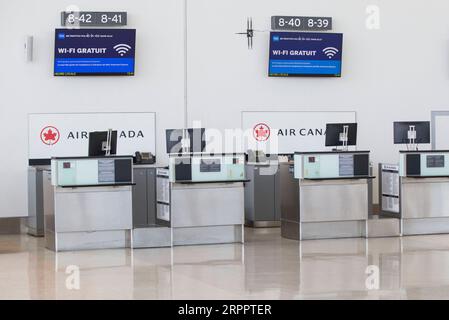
[[3, 229, 449, 298]]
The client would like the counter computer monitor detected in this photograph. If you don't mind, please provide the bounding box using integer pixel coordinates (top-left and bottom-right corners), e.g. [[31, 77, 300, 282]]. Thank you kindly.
[[188, 128, 206, 153], [166, 129, 183, 154], [166, 128, 206, 154], [88, 131, 118, 156], [325, 123, 357, 147], [393, 121, 430, 144]]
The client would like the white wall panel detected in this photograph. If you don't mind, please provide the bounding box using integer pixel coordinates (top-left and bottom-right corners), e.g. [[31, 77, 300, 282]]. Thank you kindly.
[[186, 0, 449, 201], [2, 0, 449, 216], [0, 0, 184, 217]]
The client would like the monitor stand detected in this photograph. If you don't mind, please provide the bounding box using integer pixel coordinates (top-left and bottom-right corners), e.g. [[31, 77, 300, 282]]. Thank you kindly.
[[407, 125, 418, 151], [339, 125, 349, 152], [102, 128, 113, 156]]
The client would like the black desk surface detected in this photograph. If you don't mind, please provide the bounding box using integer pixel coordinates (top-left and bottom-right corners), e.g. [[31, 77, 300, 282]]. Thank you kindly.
[[60, 183, 136, 188], [175, 179, 250, 184], [399, 150, 449, 154], [303, 176, 375, 181], [295, 150, 370, 155]]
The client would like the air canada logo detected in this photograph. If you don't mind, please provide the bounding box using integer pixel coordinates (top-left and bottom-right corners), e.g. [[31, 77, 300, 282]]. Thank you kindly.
[[40, 126, 60, 145], [253, 123, 270, 141]]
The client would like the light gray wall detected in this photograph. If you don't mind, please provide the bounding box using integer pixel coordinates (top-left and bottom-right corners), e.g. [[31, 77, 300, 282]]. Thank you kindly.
[[186, 0, 449, 201], [0, 0, 184, 217], [2, 0, 449, 217]]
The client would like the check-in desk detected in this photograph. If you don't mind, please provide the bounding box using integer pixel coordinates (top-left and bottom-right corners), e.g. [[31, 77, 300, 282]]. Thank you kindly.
[[162, 153, 246, 246], [281, 151, 373, 240], [244, 158, 281, 227], [45, 156, 134, 251], [397, 150, 449, 235]]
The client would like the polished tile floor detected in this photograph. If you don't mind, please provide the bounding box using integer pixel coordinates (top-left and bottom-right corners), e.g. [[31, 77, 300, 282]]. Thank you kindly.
[[2, 228, 449, 299]]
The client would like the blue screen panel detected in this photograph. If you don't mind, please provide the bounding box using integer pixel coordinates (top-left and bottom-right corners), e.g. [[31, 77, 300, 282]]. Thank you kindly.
[[54, 29, 136, 76], [269, 32, 343, 77]]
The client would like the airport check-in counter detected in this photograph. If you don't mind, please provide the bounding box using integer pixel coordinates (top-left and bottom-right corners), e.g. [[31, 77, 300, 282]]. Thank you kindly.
[[28, 161, 170, 248], [244, 156, 281, 227], [382, 150, 449, 235], [45, 156, 134, 251], [161, 153, 246, 246], [281, 151, 374, 240]]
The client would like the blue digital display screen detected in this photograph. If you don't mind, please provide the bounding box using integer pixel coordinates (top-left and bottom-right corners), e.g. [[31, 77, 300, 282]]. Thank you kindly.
[[268, 32, 343, 77], [54, 28, 136, 76]]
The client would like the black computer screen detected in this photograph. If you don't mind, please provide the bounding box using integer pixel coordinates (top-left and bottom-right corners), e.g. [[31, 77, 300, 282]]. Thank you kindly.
[[165, 129, 184, 154], [165, 128, 206, 153], [325, 123, 357, 147], [188, 128, 206, 153], [88, 131, 118, 156], [393, 121, 430, 144]]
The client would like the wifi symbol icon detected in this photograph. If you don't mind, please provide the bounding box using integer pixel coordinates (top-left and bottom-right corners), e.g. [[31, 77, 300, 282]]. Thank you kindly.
[[113, 43, 132, 56], [323, 47, 339, 59]]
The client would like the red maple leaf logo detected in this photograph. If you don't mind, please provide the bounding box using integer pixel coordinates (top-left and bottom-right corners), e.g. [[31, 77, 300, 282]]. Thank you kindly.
[[40, 126, 60, 145], [43, 129, 57, 142], [255, 126, 268, 138], [253, 123, 270, 141]]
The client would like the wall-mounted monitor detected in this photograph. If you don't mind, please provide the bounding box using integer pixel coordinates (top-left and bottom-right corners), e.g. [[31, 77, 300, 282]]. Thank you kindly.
[[393, 121, 430, 144], [268, 32, 343, 77], [54, 28, 136, 76]]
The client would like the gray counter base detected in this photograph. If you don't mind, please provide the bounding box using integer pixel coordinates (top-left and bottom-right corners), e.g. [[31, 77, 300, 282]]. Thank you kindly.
[[27, 226, 44, 237], [171, 182, 244, 246], [367, 217, 401, 238], [132, 227, 171, 248], [402, 217, 449, 236], [173, 225, 243, 246], [282, 218, 401, 240], [400, 177, 449, 236], [46, 230, 131, 252], [281, 220, 299, 240], [44, 180, 133, 252], [282, 219, 363, 241], [301, 221, 366, 240], [285, 179, 369, 241]]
